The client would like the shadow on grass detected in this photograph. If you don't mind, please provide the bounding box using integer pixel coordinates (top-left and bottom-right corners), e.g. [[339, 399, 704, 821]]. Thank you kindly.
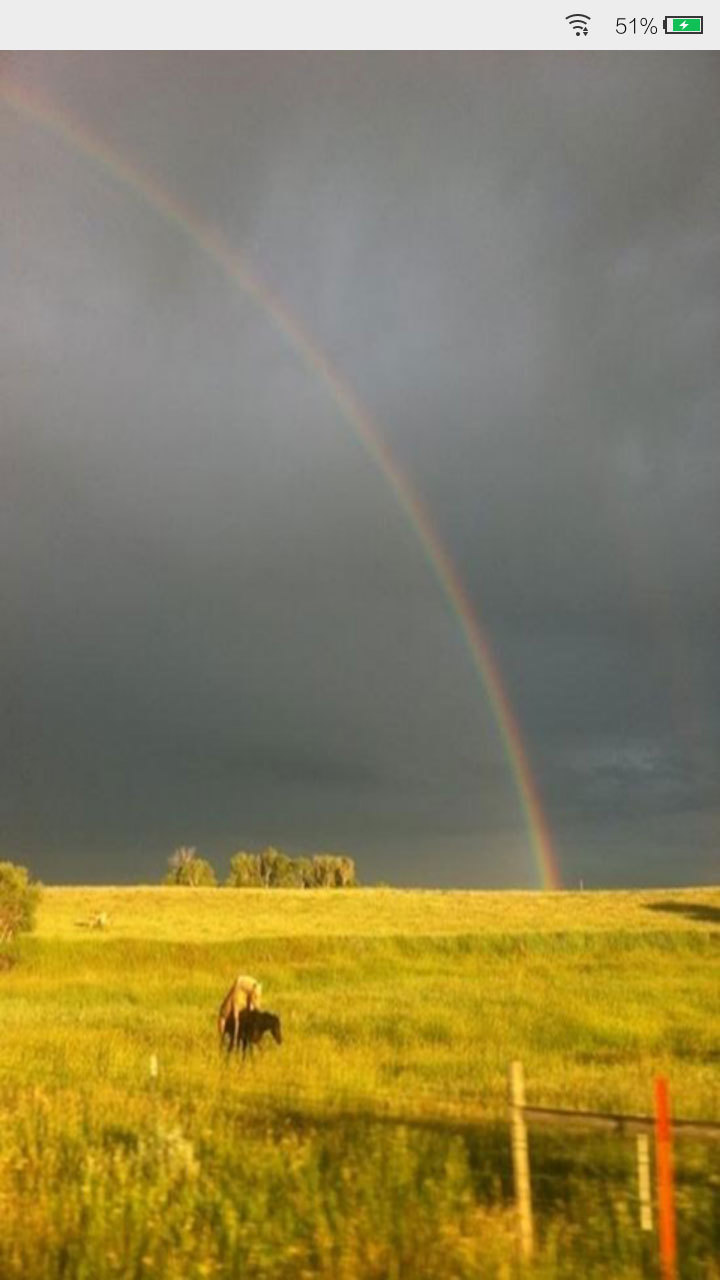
[[645, 900, 720, 925], [235, 1106, 704, 1215]]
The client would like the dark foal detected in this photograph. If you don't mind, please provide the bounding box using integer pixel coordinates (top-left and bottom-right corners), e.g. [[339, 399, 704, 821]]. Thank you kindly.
[[221, 1008, 282, 1058], [238, 1009, 282, 1058]]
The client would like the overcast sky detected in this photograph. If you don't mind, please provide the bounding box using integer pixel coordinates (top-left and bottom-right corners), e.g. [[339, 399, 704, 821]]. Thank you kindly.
[[1, 52, 718, 887]]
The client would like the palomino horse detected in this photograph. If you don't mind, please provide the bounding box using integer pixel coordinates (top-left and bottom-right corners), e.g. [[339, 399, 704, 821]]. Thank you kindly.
[[217, 974, 262, 1051]]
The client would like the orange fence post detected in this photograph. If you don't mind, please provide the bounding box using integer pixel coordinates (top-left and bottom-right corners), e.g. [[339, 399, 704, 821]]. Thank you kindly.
[[654, 1076, 677, 1280]]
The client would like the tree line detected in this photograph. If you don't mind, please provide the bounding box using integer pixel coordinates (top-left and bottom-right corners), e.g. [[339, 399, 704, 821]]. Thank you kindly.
[[0, 843, 359, 954], [165, 846, 357, 888]]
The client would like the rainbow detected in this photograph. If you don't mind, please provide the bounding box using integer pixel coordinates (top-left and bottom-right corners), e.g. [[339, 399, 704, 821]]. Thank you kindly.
[[1, 79, 561, 889]]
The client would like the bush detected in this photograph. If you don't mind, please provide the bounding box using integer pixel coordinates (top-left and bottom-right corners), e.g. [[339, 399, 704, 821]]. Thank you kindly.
[[0, 861, 42, 944], [164, 848, 216, 887]]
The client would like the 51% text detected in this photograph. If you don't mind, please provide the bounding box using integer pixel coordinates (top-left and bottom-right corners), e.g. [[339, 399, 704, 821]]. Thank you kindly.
[[616, 16, 658, 32]]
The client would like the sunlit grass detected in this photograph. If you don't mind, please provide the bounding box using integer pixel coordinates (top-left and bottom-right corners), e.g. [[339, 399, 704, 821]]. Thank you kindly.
[[0, 886, 718, 1277], [36, 882, 720, 940]]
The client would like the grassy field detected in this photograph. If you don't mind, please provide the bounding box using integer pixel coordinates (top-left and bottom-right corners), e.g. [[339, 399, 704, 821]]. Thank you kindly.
[[1, 885, 718, 1278]]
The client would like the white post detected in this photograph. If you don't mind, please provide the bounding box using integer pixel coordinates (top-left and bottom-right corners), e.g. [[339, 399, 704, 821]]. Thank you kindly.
[[509, 1060, 534, 1261], [637, 1133, 653, 1232]]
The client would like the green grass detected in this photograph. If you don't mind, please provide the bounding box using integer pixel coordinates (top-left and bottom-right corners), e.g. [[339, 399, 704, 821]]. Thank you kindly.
[[0, 886, 718, 1278]]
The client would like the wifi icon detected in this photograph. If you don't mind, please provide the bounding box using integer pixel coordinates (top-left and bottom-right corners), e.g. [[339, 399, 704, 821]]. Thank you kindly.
[[566, 12, 591, 34]]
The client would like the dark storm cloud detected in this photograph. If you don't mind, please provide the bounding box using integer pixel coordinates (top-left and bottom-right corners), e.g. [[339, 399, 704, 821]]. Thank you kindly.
[[1, 53, 718, 885]]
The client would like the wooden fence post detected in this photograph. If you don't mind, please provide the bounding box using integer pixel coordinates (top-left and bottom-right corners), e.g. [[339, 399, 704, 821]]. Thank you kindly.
[[509, 1060, 534, 1261], [654, 1076, 677, 1280], [636, 1133, 653, 1231]]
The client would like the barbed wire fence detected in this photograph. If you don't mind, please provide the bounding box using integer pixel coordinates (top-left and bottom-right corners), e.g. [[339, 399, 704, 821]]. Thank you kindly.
[[509, 1062, 719, 1278], [145, 1051, 720, 1276]]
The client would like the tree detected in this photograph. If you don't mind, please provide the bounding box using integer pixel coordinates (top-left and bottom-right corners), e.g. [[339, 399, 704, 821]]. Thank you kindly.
[[258, 846, 283, 887], [165, 847, 216, 886], [226, 852, 263, 887], [310, 855, 337, 887], [266, 852, 299, 887], [224, 847, 358, 888], [0, 861, 42, 944], [294, 857, 314, 888], [335, 855, 357, 887], [310, 854, 357, 887]]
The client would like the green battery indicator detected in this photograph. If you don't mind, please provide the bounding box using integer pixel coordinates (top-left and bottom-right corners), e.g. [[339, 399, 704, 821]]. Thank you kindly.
[[663, 15, 703, 31]]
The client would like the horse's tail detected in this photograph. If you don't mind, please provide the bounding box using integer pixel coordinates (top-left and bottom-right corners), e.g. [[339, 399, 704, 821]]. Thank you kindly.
[[218, 985, 236, 1036]]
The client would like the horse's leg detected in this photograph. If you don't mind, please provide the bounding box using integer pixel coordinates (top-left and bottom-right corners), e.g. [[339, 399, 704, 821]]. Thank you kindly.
[[226, 1013, 238, 1054]]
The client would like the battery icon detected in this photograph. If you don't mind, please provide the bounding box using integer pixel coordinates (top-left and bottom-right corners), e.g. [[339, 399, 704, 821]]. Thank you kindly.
[[663, 15, 703, 31]]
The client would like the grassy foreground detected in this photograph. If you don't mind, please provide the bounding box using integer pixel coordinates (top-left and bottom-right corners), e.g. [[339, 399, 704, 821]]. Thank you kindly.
[[1, 886, 718, 1278]]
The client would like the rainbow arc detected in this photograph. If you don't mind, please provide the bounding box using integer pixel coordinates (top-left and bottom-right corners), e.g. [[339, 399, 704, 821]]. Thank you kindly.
[[1, 80, 561, 888]]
